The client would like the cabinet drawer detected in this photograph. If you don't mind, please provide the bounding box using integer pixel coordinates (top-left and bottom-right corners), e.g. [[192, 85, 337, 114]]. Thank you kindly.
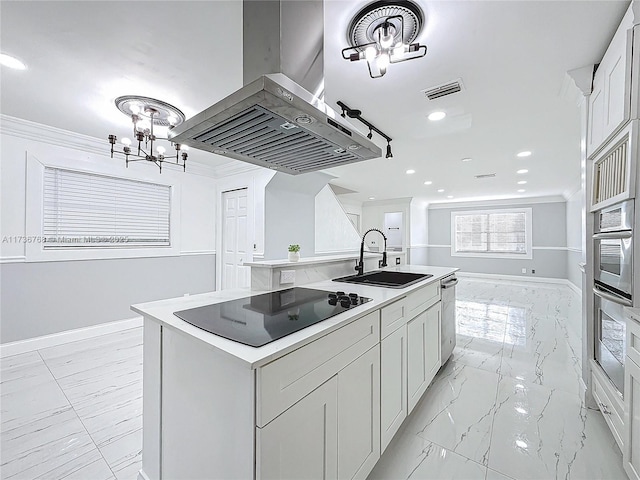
[[257, 311, 380, 427], [405, 282, 440, 320], [381, 299, 406, 339], [627, 316, 640, 368], [592, 363, 624, 450]]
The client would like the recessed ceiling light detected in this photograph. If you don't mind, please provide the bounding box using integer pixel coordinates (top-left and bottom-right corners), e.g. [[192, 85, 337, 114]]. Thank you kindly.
[[517, 151, 532, 157], [517, 169, 529, 174], [406, 169, 415, 174], [447, 195, 454, 199], [515, 440, 528, 449], [437, 189, 445, 193], [461, 157, 472, 162], [517, 189, 526, 193], [424, 181, 433, 185], [517, 180, 527, 185], [368, 196, 375, 200], [0, 53, 27, 70], [428, 111, 446, 121]]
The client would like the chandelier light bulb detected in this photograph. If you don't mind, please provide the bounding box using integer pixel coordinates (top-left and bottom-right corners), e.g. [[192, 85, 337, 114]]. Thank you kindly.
[[180, 144, 189, 152], [167, 115, 178, 125], [379, 24, 394, 49], [129, 104, 141, 115], [157, 146, 166, 155], [121, 137, 132, 147], [364, 46, 377, 62], [377, 53, 390, 71]]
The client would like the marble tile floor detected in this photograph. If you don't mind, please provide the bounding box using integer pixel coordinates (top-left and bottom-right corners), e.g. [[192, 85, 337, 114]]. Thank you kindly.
[[369, 278, 626, 480], [0, 278, 627, 479], [1, 329, 143, 480]]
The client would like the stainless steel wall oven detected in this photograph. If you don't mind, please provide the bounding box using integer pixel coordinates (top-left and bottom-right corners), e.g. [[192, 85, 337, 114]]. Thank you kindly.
[[593, 199, 634, 302], [592, 199, 634, 397]]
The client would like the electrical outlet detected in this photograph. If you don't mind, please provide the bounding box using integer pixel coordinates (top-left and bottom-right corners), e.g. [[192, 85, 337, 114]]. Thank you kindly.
[[280, 270, 296, 284], [532, 269, 536, 274], [396, 257, 401, 265], [521, 268, 526, 274]]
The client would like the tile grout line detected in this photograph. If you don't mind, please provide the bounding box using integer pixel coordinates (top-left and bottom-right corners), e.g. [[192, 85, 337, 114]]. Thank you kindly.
[[36, 349, 118, 480]]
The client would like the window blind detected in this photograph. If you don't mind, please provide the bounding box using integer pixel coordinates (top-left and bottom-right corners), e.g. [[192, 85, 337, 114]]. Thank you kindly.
[[454, 211, 527, 254], [43, 167, 171, 248]]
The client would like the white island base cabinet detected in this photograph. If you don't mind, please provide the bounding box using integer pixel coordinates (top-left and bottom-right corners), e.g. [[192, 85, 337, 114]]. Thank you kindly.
[[258, 346, 380, 480], [408, 303, 441, 413]]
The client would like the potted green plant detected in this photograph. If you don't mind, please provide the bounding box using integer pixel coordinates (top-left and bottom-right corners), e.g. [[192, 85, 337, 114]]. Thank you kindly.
[[288, 244, 300, 262]]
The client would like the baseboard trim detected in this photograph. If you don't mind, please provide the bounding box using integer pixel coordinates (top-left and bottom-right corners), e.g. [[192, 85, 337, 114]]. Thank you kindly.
[[0, 316, 143, 358], [456, 271, 582, 295]]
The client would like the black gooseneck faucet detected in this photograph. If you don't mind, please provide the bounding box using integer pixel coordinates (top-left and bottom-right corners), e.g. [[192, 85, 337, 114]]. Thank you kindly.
[[355, 228, 388, 276]]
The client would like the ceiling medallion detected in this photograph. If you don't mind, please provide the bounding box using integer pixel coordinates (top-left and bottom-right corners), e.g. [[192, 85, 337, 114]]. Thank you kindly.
[[108, 96, 188, 173], [341, 0, 427, 79]]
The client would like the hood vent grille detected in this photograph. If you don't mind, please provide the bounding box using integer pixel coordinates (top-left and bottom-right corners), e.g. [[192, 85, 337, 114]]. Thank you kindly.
[[193, 105, 361, 174], [422, 79, 464, 100]]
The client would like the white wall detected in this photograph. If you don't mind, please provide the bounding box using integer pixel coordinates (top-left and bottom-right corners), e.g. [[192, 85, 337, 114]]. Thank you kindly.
[[565, 187, 584, 291], [409, 200, 429, 265], [0, 116, 218, 342], [263, 172, 331, 260], [314, 186, 361, 254], [362, 198, 412, 251]]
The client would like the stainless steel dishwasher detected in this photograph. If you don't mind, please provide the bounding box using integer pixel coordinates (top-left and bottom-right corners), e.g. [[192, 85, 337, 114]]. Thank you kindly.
[[440, 274, 459, 364]]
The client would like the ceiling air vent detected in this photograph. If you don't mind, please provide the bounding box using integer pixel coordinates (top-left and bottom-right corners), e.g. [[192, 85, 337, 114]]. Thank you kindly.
[[422, 78, 464, 100], [474, 173, 496, 179]]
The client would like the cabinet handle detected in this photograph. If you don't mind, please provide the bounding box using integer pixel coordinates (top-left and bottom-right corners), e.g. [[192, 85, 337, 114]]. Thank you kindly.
[[599, 402, 612, 415]]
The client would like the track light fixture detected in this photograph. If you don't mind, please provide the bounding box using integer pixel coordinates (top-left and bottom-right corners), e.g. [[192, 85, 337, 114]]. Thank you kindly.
[[337, 100, 393, 160], [342, 1, 427, 79]]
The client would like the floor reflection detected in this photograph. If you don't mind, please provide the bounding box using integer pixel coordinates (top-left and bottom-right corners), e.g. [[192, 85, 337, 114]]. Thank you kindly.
[[456, 299, 526, 346]]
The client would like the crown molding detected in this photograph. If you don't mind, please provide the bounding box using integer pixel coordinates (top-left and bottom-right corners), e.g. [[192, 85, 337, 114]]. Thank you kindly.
[[0, 114, 219, 178], [428, 195, 566, 210]]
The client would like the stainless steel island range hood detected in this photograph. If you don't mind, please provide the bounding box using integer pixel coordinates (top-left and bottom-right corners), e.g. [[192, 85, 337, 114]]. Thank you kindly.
[[169, 0, 381, 175]]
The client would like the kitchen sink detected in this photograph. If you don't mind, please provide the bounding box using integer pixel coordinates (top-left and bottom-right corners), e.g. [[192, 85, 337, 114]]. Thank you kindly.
[[333, 271, 433, 289]]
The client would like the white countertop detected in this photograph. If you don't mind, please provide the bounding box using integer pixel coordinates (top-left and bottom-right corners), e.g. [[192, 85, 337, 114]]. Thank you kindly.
[[244, 251, 405, 268], [625, 307, 640, 325], [131, 265, 457, 369]]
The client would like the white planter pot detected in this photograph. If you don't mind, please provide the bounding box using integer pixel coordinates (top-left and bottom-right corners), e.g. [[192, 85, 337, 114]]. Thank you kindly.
[[288, 252, 300, 262]]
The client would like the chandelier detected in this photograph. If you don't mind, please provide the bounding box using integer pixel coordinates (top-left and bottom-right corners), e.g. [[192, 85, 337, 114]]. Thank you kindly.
[[108, 96, 188, 173], [341, 1, 427, 79]]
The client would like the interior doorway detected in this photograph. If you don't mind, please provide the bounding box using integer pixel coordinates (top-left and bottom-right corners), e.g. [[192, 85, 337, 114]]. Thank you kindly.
[[221, 188, 250, 290]]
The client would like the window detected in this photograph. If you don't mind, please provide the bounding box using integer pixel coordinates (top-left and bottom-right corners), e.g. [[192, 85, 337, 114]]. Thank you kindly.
[[43, 167, 171, 248], [451, 208, 532, 259]]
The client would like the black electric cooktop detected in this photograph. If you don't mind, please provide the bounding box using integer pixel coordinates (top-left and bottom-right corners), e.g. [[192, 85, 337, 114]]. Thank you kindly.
[[173, 287, 372, 347]]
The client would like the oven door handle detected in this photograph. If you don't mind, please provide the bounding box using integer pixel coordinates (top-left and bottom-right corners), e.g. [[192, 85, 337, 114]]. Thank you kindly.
[[592, 286, 633, 307], [593, 231, 632, 240]]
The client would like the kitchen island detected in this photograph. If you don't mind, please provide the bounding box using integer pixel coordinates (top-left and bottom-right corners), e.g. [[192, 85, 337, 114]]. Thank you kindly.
[[132, 265, 457, 480]]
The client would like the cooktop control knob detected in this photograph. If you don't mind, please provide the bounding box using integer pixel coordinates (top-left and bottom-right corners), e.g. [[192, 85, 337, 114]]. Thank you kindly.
[[336, 291, 345, 297], [348, 293, 359, 305], [340, 298, 351, 308]]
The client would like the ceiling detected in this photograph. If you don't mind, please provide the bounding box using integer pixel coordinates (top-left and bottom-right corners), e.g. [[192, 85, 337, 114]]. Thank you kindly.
[[0, 0, 630, 204]]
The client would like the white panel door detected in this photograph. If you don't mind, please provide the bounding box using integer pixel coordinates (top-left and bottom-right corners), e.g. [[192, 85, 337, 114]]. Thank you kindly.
[[222, 188, 249, 290], [257, 377, 338, 480], [381, 325, 407, 453], [337, 346, 380, 480]]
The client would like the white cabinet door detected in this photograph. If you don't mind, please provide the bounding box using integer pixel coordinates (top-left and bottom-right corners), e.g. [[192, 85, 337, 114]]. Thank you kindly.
[[381, 325, 407, 453], [337, 346, 380, 480], [257, 377, 338, 480], [587, 15, 634, 156], [624, 357, 640, 480], [407, 303, 441, 413]]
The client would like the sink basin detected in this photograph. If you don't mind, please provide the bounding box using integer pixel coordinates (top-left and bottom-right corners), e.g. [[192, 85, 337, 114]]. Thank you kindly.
[[333, 271, 433, 289]]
